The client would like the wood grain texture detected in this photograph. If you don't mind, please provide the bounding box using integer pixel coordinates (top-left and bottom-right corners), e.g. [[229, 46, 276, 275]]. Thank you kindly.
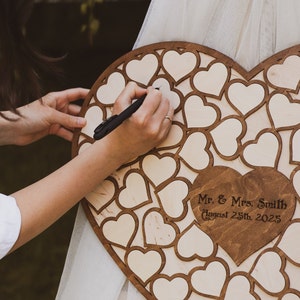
[[72, 42, 300, 299]]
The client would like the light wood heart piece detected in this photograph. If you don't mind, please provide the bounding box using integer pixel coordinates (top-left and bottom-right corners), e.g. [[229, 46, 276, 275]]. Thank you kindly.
[[73, 42, 300, 299]]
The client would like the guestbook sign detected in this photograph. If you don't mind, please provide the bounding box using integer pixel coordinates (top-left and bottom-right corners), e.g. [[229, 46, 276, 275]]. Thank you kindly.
[[73, 42, 300, 299]]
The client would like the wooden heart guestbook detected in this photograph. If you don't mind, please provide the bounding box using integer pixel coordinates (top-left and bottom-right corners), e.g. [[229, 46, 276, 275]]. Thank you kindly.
[[72, 42, 300, 299]]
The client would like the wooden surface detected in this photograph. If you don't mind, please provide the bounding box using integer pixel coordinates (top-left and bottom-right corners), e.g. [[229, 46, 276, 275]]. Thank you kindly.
[[190, 166, 296, 266], [74, 41, 300, 299]]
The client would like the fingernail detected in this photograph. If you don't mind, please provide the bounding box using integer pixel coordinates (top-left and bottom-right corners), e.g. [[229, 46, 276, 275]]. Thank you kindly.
[[77, 117, 86, 127]]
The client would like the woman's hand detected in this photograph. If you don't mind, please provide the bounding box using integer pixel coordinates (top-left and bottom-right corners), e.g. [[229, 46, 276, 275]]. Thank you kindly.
[[10, 82, 174, 250], [0, 88, 89, 145], [101, 82, 174, 164]]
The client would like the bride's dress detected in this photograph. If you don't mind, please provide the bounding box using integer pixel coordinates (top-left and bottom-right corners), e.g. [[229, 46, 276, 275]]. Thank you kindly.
[[56, 1, 300, 299]]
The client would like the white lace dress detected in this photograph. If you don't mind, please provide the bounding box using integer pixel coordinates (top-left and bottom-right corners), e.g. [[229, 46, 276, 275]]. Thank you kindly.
[[56, 1, 300, 299]]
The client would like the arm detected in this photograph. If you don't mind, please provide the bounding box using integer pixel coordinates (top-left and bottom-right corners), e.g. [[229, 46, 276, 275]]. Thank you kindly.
[[10, 82, 174, 251]]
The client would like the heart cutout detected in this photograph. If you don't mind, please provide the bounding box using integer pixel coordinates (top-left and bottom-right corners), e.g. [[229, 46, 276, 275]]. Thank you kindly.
[[227, 80, 266, 116], [277, 220, 300, 264], [292, 129, 300, 163], [210, 117, 244, 157], [190, 166, 296, 265], [96, 72, 126, 105], [151, 276, 189, 300], [191, 260, 227, 297], [156, 123, 184, 150], [193, 62, 229, 97], [142, 154, 177, 187], [162, 50, 197, 82], [143, 209, 177, 246], [184, 94, 218, 128], [292, 169, 300, 197], [126, 248, 164, 283], [266, 55, 300, 92], [251, 250, 287, 294], [281, 293, 300, 300], [81, 105, 103, 138], [118, 172, 150, 209], [102, 213, 136, 247], [179, 132, 210, 171], [242, 131, 280, 168], [157, 179, 189, 219], [224, 275, 258, 300], [125, 53, 158, 85], [268, 93, 300, 129], [176, 222, 215, 259]]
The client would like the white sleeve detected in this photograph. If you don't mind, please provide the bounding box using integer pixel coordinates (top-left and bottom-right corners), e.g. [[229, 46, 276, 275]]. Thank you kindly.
[[0, 193, 21, 259]]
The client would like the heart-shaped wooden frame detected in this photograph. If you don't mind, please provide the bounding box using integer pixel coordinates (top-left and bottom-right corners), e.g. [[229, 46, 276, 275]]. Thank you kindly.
[[72, 42, 300, 299]]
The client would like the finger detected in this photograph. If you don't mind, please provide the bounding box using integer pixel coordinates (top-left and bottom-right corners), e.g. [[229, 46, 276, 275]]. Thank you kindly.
[[50, 110, 86, 129], [136, 87, 163, 116], [62, 88, 90, 103], [151, 94, 172, 122], [121, 82, 147, 102], [113, 82, 147, 113], [48, 88, 90, 105], [68, 103, 82, 116], [150, 96, 174, 140], [163, 103, 175, 123], [162, 105, 175, 133], [53, 127, 74, 142]]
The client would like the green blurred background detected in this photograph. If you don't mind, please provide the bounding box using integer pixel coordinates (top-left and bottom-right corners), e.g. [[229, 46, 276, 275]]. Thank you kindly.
[[0, 1, 150, 298]]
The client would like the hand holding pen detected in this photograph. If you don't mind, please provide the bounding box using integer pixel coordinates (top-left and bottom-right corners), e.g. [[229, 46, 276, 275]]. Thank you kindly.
[[92, 82, 174, 161], [94, 82, 174, 141], [94, 90, 151, 140]]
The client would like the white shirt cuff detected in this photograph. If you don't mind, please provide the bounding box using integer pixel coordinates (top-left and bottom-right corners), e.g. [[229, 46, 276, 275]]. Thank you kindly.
[[0, 193, 21, 259]]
